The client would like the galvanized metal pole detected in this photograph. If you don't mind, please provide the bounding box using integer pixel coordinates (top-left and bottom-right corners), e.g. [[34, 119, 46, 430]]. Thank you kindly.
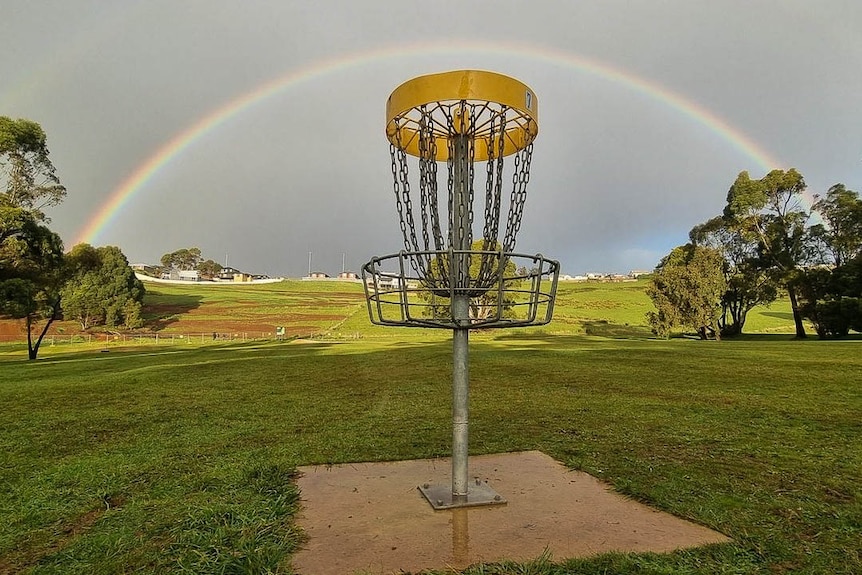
[[452, 299, 470, 501], [451, 132, 471, 503]]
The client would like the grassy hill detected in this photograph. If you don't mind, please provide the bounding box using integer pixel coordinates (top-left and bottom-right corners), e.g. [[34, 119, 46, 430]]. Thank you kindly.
[[0, 278, 802, 348], [141, 278, 801, 337], [136, 279, 801, 337]]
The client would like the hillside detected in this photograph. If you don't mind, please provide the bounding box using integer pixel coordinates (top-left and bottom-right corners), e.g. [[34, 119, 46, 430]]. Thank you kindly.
[[0, 279, 800, 344]]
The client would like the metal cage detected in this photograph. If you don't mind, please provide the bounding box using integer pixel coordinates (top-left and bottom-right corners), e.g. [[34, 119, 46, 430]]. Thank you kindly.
[[363, 250, 559, 329]]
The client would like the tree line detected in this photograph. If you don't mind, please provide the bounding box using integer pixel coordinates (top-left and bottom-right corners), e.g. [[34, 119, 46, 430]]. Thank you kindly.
[[158, 247, 223, 278], [1, 117, 144, 359], [648, 169, 862, 339]]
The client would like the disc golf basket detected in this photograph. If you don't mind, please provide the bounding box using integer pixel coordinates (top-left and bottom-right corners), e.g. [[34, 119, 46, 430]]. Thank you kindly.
[[362, 70, 560, 509]]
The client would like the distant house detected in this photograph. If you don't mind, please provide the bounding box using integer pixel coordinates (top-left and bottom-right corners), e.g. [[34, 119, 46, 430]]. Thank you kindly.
[[364, 275, 417, 291], [337, 271, 359, 280], [215, 266, 243, 281], [308, 272, 329, 279], [131, 263, 158, 276], [177, 269, 200, 282]]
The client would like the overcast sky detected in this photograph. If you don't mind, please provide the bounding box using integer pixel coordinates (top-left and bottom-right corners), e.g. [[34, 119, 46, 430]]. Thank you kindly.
[[3, 1, 861, 277]]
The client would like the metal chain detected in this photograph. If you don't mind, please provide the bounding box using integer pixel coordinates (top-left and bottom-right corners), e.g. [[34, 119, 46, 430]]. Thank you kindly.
[[417, 107, 434, 277], [464, 104, 477, 289], [467, 104, 476, 246], [389, 119, 423, 277], [425, 110, 444, 253], [389, 139, 409, 252], [503, 143, 533, 254], [442, 106, 456, 289], [388, 102, 536, 291], [477, 109, 508, 286]]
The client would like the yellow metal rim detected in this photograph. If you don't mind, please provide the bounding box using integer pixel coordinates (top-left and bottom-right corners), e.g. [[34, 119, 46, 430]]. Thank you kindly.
[[385, 70, 539, 161]]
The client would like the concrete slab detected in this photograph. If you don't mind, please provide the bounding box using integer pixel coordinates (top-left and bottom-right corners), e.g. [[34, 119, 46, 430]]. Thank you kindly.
[[292, 451, 730, 574]]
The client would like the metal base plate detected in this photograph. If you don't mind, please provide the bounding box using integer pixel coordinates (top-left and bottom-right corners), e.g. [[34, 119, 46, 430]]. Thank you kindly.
[[418, 482, 507, 510]]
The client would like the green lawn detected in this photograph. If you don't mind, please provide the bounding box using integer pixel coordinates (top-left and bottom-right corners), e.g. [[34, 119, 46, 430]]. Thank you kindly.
[[1, 279, 802, 348], [1, 332, 859, 574]]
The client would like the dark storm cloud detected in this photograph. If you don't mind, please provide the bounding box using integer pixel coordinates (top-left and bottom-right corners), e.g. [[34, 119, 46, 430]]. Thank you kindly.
[[2, 1, 860, 276]]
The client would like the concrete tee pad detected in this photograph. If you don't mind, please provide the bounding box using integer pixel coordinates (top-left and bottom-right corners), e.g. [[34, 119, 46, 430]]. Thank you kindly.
[[292, 451, 729, 574]]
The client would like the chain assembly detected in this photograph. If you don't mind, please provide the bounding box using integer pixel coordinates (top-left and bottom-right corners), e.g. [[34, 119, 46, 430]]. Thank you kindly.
[[367, 69, 558, 330], [387, 98, 536, 296]]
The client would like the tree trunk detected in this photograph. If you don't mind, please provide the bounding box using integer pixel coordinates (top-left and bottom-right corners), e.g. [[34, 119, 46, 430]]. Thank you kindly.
[[26, 315, 36, 360], [737, 309, 748, 335], [27, 299, 60, 360], [786, 284, 807, 339]]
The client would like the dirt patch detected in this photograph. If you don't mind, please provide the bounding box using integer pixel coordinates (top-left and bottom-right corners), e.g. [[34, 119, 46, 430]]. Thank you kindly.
[[0, 319, 25, 336], [293, 451, 730, 574], [146, 304, 194, 314]]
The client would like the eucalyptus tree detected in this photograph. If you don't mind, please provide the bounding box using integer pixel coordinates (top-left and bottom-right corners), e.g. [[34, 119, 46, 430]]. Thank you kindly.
[[646, 243, 727, 340], [723, 169, 812, 338], [62, 244, 145, 330], [689, 216, 779, 336], [0, 208, 65, 359], [0, 116, 66, 221], [0, 118, 67, 359], [419, 240, 520, 322], [160, 247, 203, 271], [810, 183, 862, 267]]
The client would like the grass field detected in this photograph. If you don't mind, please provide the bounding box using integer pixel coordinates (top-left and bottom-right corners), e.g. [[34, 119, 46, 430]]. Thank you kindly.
[[1, 281, 858, 574], [0, 278, 802, 347]]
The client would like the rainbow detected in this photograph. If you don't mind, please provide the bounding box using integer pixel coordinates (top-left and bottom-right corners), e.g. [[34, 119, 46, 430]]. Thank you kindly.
[[75, 40, 788, 245]]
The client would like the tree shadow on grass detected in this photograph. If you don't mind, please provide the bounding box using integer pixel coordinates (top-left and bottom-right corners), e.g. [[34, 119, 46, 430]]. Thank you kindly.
[[582, 320, 654, 339], [142, 293, 204, 331], [492, 322, 655, 348], [730, 332, 862, 341], [759, 311, 795, 321]]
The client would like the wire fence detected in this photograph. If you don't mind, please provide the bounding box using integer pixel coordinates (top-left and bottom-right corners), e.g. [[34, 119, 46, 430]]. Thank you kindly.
[[0, 332, 307, 347]]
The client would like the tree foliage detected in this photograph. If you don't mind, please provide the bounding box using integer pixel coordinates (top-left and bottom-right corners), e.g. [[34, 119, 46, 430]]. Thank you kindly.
[[723, 169, 812, 337], [0, 118, 69, 359], [419, 241, 521, 322], [0, 116, 66, 222], [646, 244, 727, 340], [788, 182, 862, 338], [810, 184, 862, 267], [690, 215, 779, 336], [0, 207, 66, 359], [160, 247, 203, 271], [794, 254, 862, 338], [62, 244, 145, 330], [196, 259, 223, 278]]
